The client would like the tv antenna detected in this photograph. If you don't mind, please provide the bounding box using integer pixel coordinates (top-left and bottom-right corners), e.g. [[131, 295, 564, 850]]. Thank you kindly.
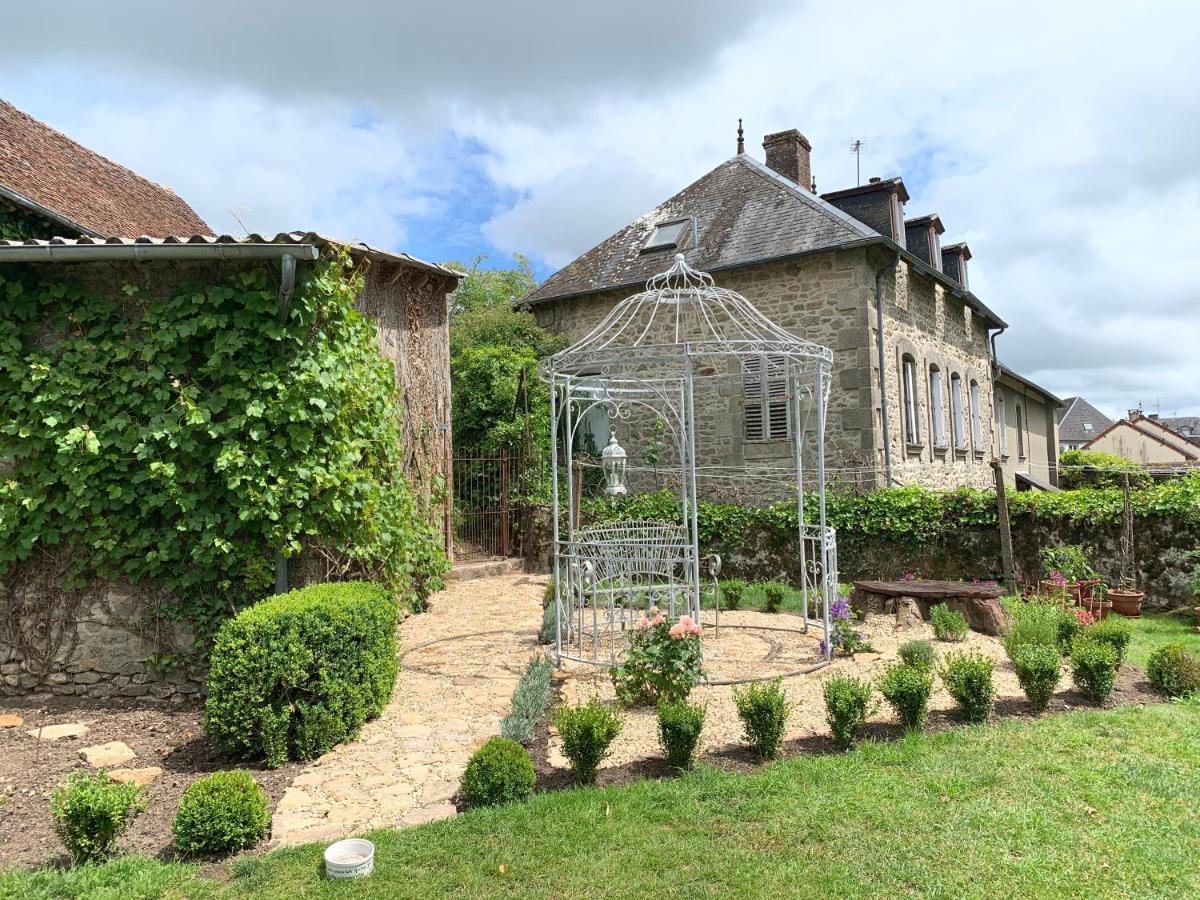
[[850, 139, 866, 186]]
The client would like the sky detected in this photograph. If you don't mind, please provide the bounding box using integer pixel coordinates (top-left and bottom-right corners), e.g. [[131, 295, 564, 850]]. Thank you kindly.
[[3, 0, 1199, 418]]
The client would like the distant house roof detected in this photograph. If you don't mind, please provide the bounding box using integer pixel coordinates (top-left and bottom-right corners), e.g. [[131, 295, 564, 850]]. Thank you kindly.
[[1083, 414, 1200, 461], [522, 153, 1006, 328], [0, 99, 212, 238], [1161, 415, 1200, 442], [1057, 396, 1113, 445], [993, 362, 1063, 406], [0, 232, 461, 279]]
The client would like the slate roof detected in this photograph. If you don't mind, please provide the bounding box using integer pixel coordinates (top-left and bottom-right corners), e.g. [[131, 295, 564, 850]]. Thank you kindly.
[[523, 153, 1005, 328], [0, 99, 211, 239], [1160, 416, 1200, 442], [1057, 396, 1114, 445], [0, 232, 461, 279]]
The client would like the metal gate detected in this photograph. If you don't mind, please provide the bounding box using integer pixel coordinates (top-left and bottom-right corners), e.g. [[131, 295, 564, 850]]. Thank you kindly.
[[451, 450, 542, 563]]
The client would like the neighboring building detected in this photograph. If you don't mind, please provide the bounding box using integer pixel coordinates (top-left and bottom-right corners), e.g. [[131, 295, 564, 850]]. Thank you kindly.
[[1083, 411, 1200, 467], [1160, 415, 1200, 444], [1057, 396, 1114, 450], [994, 363, 1063, 490], [523, 126, 1059, 491], [0, 232, 460, 702], [0, 98, 211, 239]]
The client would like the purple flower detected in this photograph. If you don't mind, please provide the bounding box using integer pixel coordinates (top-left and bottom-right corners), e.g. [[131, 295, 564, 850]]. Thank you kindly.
[[830, 598, 851, 620], [818, 639, 830, 656]]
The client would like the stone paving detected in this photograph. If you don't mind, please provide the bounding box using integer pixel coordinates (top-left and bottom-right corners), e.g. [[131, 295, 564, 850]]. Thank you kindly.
[[270, 572, 546, 847]]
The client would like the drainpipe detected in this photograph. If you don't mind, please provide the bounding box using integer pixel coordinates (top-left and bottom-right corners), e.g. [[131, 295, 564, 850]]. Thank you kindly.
[[989, 324, 1007, 362], [875, 251, 901, 486], [274, 252, 302, 595]]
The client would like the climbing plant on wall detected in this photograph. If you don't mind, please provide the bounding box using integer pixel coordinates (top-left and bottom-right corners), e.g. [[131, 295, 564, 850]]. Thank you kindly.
[[0, 200, 62, 241], [0, 252, 446, 648]]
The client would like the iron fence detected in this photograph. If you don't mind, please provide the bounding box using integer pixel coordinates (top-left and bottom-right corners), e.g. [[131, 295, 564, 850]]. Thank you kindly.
[[451, 450, 546, 563]]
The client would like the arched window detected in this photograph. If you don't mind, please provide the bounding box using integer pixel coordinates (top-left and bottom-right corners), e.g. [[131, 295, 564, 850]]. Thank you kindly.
[[1016, 404, 1026, 459], [969, 380, 983, 449], [929, 366, 946, 448], [950, 373, 965, 449], [902, 354, 919, 445], [997, 393, 1008, 456]]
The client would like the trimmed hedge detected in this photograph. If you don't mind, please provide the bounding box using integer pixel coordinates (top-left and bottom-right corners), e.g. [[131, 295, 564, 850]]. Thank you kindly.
[[459, 738, 536, 809], [204, 581, 398, 768], [173, 771, 269, 855]]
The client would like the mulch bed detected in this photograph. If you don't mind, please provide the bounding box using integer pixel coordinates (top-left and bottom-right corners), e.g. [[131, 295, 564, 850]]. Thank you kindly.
[[0, 696, 301, 870], [527, 663, 1166, 786]]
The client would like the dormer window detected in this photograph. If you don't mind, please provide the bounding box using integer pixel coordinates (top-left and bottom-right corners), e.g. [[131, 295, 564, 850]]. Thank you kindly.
[[644, 218, 689, 252]]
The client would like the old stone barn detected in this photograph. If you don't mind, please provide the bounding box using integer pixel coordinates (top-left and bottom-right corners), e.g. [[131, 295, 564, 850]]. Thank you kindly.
[[0, 233, 459, 701]]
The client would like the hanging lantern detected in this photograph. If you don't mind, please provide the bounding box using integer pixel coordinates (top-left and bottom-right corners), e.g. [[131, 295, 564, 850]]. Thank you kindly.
[[601, 428, 628, 496]]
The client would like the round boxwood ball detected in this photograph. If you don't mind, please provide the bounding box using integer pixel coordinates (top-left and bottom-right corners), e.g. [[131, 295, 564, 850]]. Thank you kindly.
[[459, 737, 536, 809], [173, 770, 270, 855]]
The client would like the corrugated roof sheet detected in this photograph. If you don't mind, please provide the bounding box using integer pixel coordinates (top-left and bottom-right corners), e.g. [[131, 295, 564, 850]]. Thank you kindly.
[[0, 231, 461, 279], [0, 99, 212, 239]]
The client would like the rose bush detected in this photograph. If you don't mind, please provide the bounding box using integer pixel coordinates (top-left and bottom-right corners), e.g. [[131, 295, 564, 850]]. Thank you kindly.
[[612, 609, 703, 706]]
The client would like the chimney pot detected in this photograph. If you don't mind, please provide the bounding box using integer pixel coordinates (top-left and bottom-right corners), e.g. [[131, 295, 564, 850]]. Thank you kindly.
[[868, 176, 881, 183], [762, 129, 813, 192]]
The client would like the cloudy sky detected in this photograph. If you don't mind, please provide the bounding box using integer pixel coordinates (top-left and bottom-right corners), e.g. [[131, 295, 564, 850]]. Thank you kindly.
[[4, 1, 1198, 416]]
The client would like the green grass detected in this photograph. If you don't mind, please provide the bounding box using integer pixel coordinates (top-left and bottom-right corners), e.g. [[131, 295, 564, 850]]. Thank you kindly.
[[7, 611, 1196, 900], [7, 703, 1200, 899], [701, 583, 815, 615], [1127, 611, 1200, 669]]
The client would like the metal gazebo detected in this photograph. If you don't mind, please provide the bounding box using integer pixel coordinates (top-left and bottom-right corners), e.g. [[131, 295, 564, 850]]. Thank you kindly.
[[540, 253, 838, 674]]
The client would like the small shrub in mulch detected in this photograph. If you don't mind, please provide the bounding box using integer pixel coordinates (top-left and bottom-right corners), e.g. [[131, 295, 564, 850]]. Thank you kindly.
[[939, 650, 996, 723], [877, 662, 933, 733], [930, 603, 969, 642], [501, 655, 555, 745], [556, 699, 622, 784], [173, 770, 269, 855], [1069, 636, 1120, 703], [657, 699, 706, 770], [1010, 643, 1062, 711], [51, 770, 146, 865], [733, 679, 791, 759], [823, 674, 877, 750], [1146, 644, 1200, 698]]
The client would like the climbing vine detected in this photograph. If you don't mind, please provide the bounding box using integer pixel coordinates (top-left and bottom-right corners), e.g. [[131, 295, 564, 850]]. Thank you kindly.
[[0, 252, 446, 651], [0, 199, 61, 241]]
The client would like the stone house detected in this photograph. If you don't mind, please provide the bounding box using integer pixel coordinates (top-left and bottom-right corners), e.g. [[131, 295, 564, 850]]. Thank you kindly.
[[1083, 411, 1200, 468], [523, 127, 1059, 492], [1057, 396, 1114, 451]]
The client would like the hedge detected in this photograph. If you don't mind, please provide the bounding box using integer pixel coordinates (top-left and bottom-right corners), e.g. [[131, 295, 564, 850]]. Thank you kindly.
[[582, 474, 1200, 554], [204, 581, 398, 768]]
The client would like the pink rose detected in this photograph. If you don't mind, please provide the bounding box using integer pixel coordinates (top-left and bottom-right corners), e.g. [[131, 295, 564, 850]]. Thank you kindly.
[[668, 622, 686, 640], [637, 616, 650, 629]]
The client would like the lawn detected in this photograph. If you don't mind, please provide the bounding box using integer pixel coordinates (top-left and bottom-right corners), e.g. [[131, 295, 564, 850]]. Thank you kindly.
[[1127, 610, 1200, 669], [6, 700, 1200, 900]]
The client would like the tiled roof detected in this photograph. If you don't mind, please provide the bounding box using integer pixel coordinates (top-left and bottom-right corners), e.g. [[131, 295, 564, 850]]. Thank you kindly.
[[0, 99, 211, 238], [1057, 396, 1114, 444], [1161, 416, 1200, 442], [0, 231, 462, 279], [522, 153, 1006, 328], [523, 154, 875, 305]]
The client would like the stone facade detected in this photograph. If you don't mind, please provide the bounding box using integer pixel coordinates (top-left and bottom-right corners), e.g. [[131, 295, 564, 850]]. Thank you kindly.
[[532, 243, 1001, 495]]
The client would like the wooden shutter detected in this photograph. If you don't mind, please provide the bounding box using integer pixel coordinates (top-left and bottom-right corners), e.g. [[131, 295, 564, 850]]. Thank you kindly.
[[743, 356, 789, 442]]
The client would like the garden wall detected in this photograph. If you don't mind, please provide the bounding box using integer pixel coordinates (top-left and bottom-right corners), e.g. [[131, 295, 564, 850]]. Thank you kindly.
[[531, 479, 1200, 612]]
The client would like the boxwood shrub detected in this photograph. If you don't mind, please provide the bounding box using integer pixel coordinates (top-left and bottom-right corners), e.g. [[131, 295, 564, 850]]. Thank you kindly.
[[204, 581, 398, 768], [173, 770, 269, 855], [459, 737, 536, 809]]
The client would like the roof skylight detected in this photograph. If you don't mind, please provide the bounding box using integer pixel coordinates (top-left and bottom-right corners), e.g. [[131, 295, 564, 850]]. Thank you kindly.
[[644, 218, 689, 251]]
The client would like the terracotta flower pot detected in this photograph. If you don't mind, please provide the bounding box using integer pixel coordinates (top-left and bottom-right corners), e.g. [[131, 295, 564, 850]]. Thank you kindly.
[[1106, 589, 1143, 618], [1041, 580, 1068, 601], [1079, 597, 1113, 619]]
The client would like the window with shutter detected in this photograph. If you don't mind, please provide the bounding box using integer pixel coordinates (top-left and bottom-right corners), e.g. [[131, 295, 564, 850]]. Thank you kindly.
[[743, 355, 789, 442]]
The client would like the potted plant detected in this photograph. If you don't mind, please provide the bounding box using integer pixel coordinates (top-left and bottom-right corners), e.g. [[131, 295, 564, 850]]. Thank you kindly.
[[1106, 582, 1142, 617], [1039, 545, 1097, 603], [1107, 479, 1144, 618], [1082, 581, 1115, 619]]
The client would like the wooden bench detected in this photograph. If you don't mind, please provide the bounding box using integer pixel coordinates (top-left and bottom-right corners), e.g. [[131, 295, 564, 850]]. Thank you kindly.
[[850, 579, 1010, 635]]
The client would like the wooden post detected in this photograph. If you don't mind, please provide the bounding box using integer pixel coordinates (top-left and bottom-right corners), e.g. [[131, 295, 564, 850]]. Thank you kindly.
[[499, 449, 511, 557], [992, 460, 1016, 593]]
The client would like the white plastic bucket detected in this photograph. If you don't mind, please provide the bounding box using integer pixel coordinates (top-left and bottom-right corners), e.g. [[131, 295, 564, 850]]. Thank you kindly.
[[324, 838, 375, 879]]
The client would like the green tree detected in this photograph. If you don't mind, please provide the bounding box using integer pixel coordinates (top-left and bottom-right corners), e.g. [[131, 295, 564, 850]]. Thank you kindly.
[[445, 254, 563, 456]]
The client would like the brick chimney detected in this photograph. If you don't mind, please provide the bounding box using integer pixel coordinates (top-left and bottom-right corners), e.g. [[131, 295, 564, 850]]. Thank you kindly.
[[763, 129, 813, 192], [941, 242, 971, 289]]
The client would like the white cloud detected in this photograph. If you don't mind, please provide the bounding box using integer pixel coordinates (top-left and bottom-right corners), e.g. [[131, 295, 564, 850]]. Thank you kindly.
[[1, 0, 1198, 415]]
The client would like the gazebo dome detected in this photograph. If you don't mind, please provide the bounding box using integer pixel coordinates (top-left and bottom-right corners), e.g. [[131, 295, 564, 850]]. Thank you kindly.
[[541, 253, 832, 380]]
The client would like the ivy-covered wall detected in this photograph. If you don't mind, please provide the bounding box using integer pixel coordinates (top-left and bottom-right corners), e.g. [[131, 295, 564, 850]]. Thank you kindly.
[[0, 197, 63, 241], [579, 478, 1200, 610], [0, 252, 450, 700]]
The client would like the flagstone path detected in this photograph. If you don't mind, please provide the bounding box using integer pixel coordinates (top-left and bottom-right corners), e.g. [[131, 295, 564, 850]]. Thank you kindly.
[[270, 572, 547, 847]]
